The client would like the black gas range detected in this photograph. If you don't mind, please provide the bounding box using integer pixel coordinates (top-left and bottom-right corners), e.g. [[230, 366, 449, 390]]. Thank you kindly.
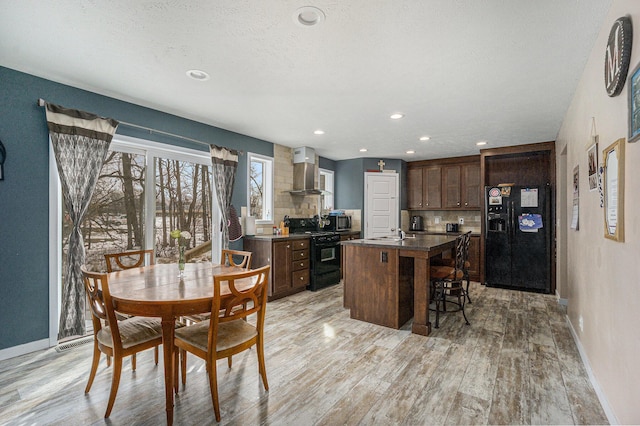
[[284, 217, 341, 291]]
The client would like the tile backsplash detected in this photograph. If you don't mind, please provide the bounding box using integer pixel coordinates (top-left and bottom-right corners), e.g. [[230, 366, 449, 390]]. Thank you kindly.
[[402, 210, 481, 233]]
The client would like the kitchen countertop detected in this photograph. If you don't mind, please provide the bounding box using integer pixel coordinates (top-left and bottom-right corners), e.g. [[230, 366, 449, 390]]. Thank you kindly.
[[341, 234, 458, 251], [244, 230, 361, 241], [243, 234, 311, 241]]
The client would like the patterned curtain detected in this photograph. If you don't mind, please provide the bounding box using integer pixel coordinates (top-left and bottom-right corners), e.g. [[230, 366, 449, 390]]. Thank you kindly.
[[46, 103, 118, 340], [210, 145, 239, 249]]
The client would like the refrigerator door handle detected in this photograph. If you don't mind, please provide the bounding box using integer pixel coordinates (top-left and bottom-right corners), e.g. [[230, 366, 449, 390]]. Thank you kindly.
[[509, 201, 515, 241]]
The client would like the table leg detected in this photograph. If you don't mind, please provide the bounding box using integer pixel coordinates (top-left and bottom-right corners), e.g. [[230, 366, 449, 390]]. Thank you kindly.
[[411, 257, 431, 336], [162, 316, 176, 425]]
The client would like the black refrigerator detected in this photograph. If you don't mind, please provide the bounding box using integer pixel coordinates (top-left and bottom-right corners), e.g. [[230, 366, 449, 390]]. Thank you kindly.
[[485, 185, 551, 293]]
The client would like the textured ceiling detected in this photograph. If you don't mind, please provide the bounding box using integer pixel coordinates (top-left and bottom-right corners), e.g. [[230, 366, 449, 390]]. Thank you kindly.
[[0, 1, 611, 161]]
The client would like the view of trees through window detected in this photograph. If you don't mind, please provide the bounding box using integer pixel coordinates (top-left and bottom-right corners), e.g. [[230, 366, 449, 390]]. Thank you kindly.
[[248, 153, 272, 222], [249, 158, 264, 219], [61, 149, 213, 276], [154, 158, 212, 260]]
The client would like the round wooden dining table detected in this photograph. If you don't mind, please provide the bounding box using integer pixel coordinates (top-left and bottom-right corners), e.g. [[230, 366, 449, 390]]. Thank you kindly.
[[107, 262, 245, 425]]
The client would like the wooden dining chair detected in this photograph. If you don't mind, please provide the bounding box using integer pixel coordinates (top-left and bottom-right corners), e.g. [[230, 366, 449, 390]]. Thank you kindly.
[[174, 265, 270, 422], [182, 249, 253, 326], [81, 266, 163, 418], [220, 249, 252, 269], [103, 249, 158, 366], [104, 249, 155, 272], [429, 234, 470, 328]]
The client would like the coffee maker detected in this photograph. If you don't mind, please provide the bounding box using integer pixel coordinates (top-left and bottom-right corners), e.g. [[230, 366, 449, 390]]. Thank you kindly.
[[410, 216, 424, 231]]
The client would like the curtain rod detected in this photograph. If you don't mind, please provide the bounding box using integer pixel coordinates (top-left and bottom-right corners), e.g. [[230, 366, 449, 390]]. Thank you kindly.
[[37, 98, 243, 154]]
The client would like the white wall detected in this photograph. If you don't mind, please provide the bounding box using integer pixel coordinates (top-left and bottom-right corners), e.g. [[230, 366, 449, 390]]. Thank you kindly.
[[556, 1, 640, 423]]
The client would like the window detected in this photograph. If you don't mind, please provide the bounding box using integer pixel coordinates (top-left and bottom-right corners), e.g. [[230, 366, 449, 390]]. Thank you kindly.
[[248, 152, 273, 223], [62, 139, 214, 271], [319, 168, 334, 213], [52, 135, 216, 341]]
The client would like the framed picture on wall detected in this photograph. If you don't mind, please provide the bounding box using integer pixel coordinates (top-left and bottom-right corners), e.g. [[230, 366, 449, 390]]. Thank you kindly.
[[587, 143, 598, 191], [628, 62, 640, 143], [603, 138, 624, 242]]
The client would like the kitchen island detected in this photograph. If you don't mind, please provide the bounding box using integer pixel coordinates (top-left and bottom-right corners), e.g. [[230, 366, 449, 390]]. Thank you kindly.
[[341, 234, 457, 336]]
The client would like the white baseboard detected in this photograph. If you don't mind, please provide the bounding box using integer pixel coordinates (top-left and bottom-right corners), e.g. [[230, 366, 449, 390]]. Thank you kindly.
[[556, 290, 568, 306], [0, 339, 51, 362], [565, 315, 618, 425]]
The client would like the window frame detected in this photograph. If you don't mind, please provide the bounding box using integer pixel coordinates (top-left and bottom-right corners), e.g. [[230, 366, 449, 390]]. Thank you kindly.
[[319, 168, 334, 213], [247, 152, 274, 225]]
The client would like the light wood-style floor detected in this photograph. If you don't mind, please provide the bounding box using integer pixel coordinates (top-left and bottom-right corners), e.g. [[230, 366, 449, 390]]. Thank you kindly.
[[0, 282, 608, 425]]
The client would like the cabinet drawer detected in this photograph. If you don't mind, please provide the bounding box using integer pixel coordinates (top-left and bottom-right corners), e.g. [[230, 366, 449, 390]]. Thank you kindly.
[[292, 239, 309, 250], [292, 258, 309, 271], [292, 269, 309, 288], [292, 249, 308, 261]]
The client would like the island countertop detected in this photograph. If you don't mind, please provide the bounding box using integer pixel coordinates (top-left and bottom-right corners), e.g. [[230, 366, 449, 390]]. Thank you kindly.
[[341, 234, 458, 251]]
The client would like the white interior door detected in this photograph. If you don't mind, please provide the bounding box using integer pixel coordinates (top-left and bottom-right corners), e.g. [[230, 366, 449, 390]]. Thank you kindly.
[[364, 172, 399, 238]]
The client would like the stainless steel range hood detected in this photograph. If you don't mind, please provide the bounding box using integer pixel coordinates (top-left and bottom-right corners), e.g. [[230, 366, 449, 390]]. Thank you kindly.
[[290, 147, 322, 196]]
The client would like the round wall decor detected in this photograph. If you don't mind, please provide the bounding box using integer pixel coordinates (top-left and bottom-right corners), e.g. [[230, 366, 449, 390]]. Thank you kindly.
[[604, 16, 633, 97]]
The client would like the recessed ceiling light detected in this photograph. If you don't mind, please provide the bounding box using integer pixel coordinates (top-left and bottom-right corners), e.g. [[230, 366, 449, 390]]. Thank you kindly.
[[294, 6, 325, 26], [186, 69, 210, 81], [314, 129, 325, 135], [420, 136, 430, 141], [359, 148, 368, 152], [406, 150, 416, 154], [476, 141, 488, 146], [390, 113, 404, 120]]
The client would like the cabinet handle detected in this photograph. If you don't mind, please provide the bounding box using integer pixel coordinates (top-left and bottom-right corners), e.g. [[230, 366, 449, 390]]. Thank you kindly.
[[419, 202, 422, 206], [465, 202, 468, 206], [287, 245, 290, 248], [426, 203, 429, 206], [300, 262, 304, 266], [300, 276, 304, 281], [457, 202, 460, 206]]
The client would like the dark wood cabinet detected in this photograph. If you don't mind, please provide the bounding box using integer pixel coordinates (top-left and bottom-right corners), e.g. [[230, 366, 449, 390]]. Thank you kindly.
[[442, 163, 480, 209], [408, 156, 479, 211], [462, 163, 481, 209], [442, 165, 461, 208], [243, 237, 310, 300], [407, 166, 442, 209], [407, 167, 423, 209]]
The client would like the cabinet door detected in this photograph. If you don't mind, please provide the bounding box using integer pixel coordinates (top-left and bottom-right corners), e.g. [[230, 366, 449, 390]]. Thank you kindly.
[[461, 163, 481, 209], [407, 167, 423, 209], [272, 241, 292, 294], [442, 165, 461, 208], [468, 236, 480, 281], [423, 166, 442, 208]]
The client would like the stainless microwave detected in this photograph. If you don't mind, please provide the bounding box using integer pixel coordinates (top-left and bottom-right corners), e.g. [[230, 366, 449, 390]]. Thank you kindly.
[[323, 215, 351, 231]]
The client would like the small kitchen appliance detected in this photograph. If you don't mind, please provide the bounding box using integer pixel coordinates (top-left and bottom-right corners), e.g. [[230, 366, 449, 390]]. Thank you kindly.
[[410, 216, 424, 231], [321, 215, 351, 232], [446, 223, 459, 232]]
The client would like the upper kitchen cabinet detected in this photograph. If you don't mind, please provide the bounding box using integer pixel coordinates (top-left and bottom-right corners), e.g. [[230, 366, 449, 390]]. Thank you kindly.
[[407, 165, 441, 209], [407, 155, 480, 211], [442, 162, 481, 209]]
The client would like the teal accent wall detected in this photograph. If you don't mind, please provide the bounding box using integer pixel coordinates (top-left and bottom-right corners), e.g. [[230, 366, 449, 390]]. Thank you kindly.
[[0, 66, 273, 350]]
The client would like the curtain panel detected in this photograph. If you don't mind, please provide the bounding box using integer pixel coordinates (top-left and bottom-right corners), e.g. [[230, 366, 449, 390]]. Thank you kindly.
[[46, 102, 118, 340], [210, 145, 239, 249]]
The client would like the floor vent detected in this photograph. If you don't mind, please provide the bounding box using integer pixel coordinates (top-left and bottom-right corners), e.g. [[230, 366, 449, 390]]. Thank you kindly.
[[55, 336, 93, 352]]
